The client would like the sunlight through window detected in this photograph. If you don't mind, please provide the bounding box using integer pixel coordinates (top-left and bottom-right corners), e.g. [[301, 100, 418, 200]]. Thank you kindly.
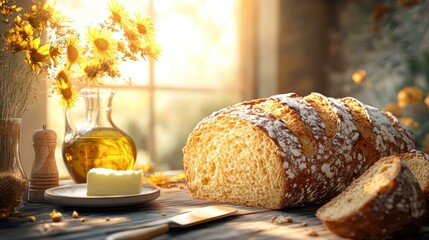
[[47, 0, 242, 177]]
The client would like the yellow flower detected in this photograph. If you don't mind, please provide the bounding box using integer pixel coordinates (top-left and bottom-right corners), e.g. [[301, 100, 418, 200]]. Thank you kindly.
[[86, 28, 117, 61], [0, 1, 22, 17], [146, 172, 172, 188], [99, 60, 120, 78], [55, 81, 78, 109], [1, 0, 160, 109], [25, 1, 56, 30], [6, 18, 34, 52], [134, 14, 155, 41], [352, 68, 367, 85], [384, 102, 403, 117], [25, 37, 50, 73], [142, 39, 161, 61], [123, 28, 141, 54], [82, 60, 100, 85], [12, 16, 34, 41], [18, 23, 34, 41], [107, 0, 130, 28], [6, 29, 27, 52], [117, 41, 126, 54], [64, 35, 85, 69], [49, 45, 62, 66], [56, 69, 70, 84], [397, 86, 423, 108], [48, 11, 71, 36]]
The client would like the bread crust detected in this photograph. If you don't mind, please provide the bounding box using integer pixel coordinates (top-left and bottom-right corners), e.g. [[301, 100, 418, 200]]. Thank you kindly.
[[383, 111, 415, 151], [316, 157, 426, 239], [273, 94, 357, 203], [327, 98, 360, 192], [340, 97, 381, 179], [183, 93, 416, 209]]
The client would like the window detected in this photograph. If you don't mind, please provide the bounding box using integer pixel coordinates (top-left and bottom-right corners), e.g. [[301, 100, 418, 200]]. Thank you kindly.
[[39, 0, 254, 177]]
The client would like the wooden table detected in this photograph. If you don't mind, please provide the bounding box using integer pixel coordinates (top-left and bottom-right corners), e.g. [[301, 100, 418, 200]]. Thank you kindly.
[[2, 185, 429, 240]]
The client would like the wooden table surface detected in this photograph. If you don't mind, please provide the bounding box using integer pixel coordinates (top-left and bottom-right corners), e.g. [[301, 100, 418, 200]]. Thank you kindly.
[[2, 185, 429, 240]]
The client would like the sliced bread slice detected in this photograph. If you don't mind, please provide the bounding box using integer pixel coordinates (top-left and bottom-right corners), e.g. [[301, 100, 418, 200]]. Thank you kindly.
[[400, 150, 429, 199], [316, 156, 426, 239]]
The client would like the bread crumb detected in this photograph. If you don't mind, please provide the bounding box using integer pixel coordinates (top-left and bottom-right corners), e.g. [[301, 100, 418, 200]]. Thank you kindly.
[[270, 215, 293, 224], [27, 216, 36, 222], [80, 218, 85, 222], [307, 229, 318, 237], [105, 217, 110, 221], [72, 211, 79, 218], [50, 209, 62, 222], [161, 212, 167, 216]]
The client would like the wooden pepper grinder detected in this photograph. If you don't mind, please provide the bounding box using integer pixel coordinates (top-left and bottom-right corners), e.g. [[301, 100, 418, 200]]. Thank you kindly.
[[28, 124, 59, 202]]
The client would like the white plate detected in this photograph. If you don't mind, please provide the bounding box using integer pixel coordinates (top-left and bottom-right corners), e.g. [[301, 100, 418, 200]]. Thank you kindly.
[[44, 184, 160, 208]]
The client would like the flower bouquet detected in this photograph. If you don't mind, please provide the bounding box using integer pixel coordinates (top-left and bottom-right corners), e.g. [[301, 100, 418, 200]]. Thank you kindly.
[[0, 0, 160, 217]]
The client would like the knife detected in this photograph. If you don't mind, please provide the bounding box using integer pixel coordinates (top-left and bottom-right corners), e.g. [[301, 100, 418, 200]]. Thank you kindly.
[[106, 205, 238, 240]]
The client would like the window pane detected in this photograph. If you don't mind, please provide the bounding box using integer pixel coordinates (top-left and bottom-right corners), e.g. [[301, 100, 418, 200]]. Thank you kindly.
[[154, 90, 241, 170], [154, 0, 240, 89]]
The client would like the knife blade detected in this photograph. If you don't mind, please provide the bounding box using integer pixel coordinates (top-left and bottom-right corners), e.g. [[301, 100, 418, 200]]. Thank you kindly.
[[106, 205, 238, 240]]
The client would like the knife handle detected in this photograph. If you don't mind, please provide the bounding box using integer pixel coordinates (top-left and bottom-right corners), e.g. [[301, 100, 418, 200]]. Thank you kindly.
[[106, 223, 169, 240]]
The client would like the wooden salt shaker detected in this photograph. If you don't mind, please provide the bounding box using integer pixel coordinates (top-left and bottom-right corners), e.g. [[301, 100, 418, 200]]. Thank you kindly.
[[28, 124, 59, 202]]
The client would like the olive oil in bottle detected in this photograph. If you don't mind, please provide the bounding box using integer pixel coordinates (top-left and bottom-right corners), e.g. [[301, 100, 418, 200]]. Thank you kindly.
[[63, 127, 137, 183]]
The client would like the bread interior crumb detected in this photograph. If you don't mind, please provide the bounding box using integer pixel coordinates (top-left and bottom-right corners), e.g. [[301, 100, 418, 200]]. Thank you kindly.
[[184, 116, 286, 209], [402, 156, 429, 192]]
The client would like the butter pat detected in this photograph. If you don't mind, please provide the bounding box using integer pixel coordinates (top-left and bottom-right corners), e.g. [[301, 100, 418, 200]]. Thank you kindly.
[[87, 168, 143, 196]]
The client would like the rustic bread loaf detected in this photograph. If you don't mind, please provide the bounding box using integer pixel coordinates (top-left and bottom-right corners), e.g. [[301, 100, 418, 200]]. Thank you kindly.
[[316, 156, 426, 239], [182, 93, 415, 209]]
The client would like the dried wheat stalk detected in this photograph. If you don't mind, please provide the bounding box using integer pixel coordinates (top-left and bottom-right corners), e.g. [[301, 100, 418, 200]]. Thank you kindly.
[[0, 46, 41, 170], [0, 48, 41, 119]]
